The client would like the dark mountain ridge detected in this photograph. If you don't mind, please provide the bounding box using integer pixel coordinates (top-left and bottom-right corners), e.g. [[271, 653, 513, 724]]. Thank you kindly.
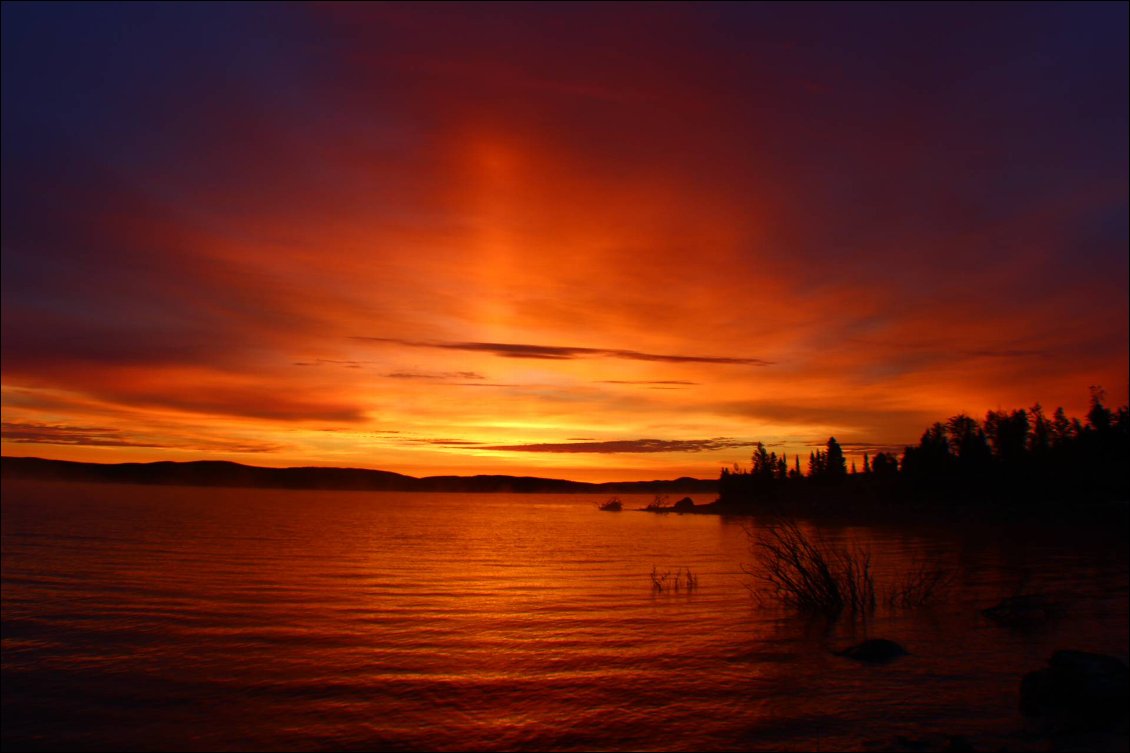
[[0, 456, 717, 494]]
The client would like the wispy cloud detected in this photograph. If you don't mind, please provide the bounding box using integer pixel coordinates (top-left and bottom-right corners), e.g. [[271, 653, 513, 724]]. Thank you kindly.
[[415, 437, 486, 447], [720, 401, 937, 430], [383, 435, 489, 449], [112, 387, 368, 424], [961, 348, 1047, 359], [482, 437, 752, 453], [840, 336, 1050, 366], [293, 359, 377, 368], [354, 337, 772, 365], [386, 370, 486, 380], [800, 439, 909, 455], [2, 422, 160, 448], [598, 380, 700, 386], [1, 422, 283, 453]]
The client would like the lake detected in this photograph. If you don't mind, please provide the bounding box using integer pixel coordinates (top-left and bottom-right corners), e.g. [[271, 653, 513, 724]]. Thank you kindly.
[[2, 481, 1127, 751]]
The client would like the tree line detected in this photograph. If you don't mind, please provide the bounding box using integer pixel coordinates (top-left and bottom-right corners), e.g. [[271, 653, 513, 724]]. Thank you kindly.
[[719, 388, 1129, 506]]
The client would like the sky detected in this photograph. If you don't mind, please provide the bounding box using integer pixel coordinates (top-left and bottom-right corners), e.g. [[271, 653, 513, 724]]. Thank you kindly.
[[2, 2, 1127, 481]]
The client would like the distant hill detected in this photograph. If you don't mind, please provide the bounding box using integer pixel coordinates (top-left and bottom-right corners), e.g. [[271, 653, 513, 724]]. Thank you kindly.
[[0, 456, 718, 495]]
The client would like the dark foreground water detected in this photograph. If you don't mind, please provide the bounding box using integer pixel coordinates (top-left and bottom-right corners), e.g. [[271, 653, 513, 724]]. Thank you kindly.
[[2, 481, 1127, 751]]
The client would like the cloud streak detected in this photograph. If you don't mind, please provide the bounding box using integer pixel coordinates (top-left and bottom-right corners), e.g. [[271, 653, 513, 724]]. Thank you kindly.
[[599, 380, 700, 386], [354, 337, 772, 365], [386, 370, 486, 380], [482, 438, 752, 454], [1, 422, 283, 453], [294, 359, 378, 368], [2, 422, 161, 448]]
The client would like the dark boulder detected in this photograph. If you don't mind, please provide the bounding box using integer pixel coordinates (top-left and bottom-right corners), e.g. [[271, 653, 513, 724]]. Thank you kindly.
[[982, 593, 1060, 628], [835, 638, 908, 664], [1020, 650, 1129, 727], [672, 496, 696, 512], [884, 735, 974, 752]]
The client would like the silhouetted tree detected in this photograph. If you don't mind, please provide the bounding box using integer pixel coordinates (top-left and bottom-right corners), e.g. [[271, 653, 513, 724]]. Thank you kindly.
[[751, 442, 773, 480], [985, 408, 1029, 465], [900, 422, 951, 479], [807, 450, 823, 478], [1029, 403, 1051, 456], [1115, 405, 1130, 434], [1087, 386, 1112, 434], [871, 452, 898, 478], [1049, 406, 1076, 448], [945, 414, 991, 477], [826, 437, 846, 479]]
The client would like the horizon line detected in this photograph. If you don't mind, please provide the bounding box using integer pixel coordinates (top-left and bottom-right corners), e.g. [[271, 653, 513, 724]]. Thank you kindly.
[[0, 455, 719, 487]]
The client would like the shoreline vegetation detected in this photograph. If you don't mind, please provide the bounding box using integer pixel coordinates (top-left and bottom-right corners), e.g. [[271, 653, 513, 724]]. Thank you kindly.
[[703, 388, 1128, 521]]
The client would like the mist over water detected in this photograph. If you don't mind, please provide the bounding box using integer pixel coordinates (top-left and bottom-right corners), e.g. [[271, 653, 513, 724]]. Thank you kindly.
[[2, 481, 1127, 751]]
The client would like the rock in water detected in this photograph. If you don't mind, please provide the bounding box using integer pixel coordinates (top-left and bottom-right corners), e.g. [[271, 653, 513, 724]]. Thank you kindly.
[[835, 638, 909, 664], [982, 593, 1060, 627], [672, 496, 696, 512], [1020, 650, 1129, 727]]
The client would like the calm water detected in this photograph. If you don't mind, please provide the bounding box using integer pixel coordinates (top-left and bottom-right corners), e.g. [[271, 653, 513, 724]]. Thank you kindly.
[[2, 481, 1127, 751]]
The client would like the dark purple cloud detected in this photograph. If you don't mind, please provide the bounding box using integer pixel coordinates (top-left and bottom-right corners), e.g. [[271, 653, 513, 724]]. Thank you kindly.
[[1, 422, 160, 448], [386, 371, 487, 380], [599, 380, 700, 386], [354, 337, 771, 365], [1, 422, 283, 453]]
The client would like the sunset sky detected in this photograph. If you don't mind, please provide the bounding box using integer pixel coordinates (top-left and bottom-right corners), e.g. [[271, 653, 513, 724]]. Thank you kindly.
[[2, 3, 1127, 481]]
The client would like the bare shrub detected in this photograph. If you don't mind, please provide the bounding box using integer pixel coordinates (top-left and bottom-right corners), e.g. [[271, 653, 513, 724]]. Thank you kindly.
[[744, 519, 874, 617], [651, 565, 700, 593], [745, 519, 950, 619], [598, 497, 623, 511], [886, 560, 954, 608]]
